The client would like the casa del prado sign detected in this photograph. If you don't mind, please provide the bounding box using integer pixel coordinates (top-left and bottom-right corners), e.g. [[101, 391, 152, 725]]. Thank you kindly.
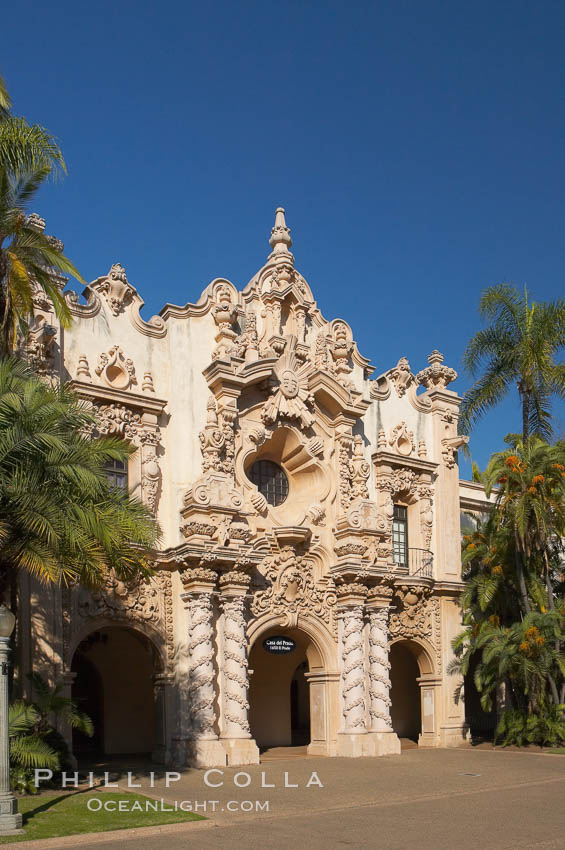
[[19, 208, 480, 768]]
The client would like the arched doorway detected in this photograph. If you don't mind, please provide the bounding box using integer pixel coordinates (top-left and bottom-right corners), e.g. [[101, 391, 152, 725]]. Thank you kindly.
[[389, 639, 436, 746], [71, 626, 161, 759], [248, 628, 318, 750], [390, 642, 421, 742]]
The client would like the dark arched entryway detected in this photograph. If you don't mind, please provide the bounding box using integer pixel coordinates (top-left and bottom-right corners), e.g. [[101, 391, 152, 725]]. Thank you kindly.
[[71, 626, 161, 759], [389, 641, 422, 743]]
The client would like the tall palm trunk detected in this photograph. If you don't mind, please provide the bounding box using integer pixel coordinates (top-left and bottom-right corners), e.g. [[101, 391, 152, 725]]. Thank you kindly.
[[519, 381, 530, 444], [513, 529, 531, 616]]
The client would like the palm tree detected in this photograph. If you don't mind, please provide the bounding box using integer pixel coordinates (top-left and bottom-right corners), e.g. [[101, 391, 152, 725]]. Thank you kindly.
[[0, 72, 83, 352], [459, 285, 565, 443], [0, 72, 66, 179], [483, 436, 565, 617], [0, 358, 160, 591], [9, 700, 60, 772]]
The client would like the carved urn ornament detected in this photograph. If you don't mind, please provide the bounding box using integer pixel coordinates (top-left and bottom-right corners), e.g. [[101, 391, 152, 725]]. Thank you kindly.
[[212, 283, 238, 329], [416, 350, 457, 391]]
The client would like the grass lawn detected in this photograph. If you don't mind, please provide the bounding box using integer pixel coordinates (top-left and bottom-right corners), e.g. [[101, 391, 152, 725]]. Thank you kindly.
[[549, 747, 565, 754], [0, 790, 205, 844]]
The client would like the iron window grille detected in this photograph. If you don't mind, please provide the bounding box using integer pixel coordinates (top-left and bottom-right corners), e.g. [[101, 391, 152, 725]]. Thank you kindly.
[[249, 460, 289, 507]]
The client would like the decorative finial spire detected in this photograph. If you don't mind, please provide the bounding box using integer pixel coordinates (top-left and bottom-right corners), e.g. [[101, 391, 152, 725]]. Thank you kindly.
[[268, 207, 294, 262]]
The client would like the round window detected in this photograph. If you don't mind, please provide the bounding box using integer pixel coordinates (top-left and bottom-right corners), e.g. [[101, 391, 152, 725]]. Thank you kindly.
[[249, 460, 289, 507]]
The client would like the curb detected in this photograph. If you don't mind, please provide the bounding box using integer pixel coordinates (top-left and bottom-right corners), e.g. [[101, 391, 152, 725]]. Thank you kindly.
[[0, 818, 215, 849]]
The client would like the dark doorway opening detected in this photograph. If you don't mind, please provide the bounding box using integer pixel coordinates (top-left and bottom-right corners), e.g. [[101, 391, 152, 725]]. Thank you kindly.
[[290, 661, 310, 745], [390, 642, 421, 743], [71, 626, 158, 759], [71, 653, 104, 755]]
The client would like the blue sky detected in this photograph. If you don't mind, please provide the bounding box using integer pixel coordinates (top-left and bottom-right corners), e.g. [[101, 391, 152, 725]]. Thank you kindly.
[[3, 0, 564, 474]]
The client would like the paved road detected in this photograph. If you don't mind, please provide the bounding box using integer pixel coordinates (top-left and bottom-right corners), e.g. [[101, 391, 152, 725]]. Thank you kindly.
[[6, 749, 565, 849]]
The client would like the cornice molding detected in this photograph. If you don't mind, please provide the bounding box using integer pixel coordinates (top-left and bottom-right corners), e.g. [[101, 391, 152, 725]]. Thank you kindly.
[[70, 380, 168, 414]]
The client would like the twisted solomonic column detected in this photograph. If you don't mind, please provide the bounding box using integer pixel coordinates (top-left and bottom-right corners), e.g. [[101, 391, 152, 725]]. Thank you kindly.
[[220, 571, 251, 739], [364, 586, 400, 756], [337, 582, 368, 734], [187, 593, 217, 738], [219, 570, 260, 765], [367, 606, 393, 731], [181, 568, 219, 742]]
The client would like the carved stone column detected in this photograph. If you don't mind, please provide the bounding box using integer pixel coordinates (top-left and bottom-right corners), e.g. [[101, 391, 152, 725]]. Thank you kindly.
[[219, 571, 259, 765], [181, 567, 226, 767], [336, 581, 369, 757], [365, 588, 401, 756]]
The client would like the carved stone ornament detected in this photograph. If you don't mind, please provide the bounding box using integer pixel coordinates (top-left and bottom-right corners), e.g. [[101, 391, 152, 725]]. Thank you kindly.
[[346, 500, 387, 534], [314, 330, 332, 372], [252, 546, 337, 632], [248, 425, 266, 447], [98, 264, 135, 316], [219, 570, 251, 589], [180, 566, 218, 588], [442, 435, 469, 469], [21, 320, 57, 376], [349, 435, 370, 500], [93, 403, 142, 440], [388, 357, 413, 397], [389, 585, 442, 672], [390, 467, 418, 497], [212, 282, 238, 329], [189, 475, 244, 511], [389, 421, 415, 457], [261, 342, 315, 431], [232, 309, 259, 362], [181, 521, 218, 539], [76, 570, 173, 664], [306, 503, 326, 525], [330, 321, 354, 389], [95, 345, 137, 389], [77, 354, 91, 381], [199, 396, 236, 476], [142, 449, 161, 513], [416, 350, 457, 391]]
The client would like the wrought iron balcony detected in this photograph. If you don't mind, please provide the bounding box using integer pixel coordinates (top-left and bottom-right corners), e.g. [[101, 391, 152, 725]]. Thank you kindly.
[[393, 547, 433, 579]]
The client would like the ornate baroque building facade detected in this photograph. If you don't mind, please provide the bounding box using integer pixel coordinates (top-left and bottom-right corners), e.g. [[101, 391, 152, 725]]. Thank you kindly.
[[19, 209, 477, 766]]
